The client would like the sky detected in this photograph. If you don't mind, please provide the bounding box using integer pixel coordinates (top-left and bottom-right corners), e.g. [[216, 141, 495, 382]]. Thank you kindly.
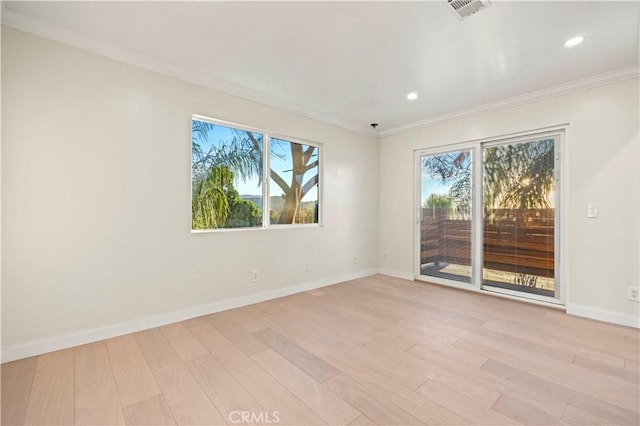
[[420, 150, 472, 204], [421, 174, 450, 204]]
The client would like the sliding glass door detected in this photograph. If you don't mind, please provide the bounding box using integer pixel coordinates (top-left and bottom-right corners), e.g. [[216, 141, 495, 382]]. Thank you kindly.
[[482, 137, 558, 299], [416, 132, 561, 303], [418, 148, 474, 284]]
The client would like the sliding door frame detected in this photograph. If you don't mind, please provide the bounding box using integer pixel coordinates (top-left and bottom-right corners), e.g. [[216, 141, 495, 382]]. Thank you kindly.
[[414, 142, 478, 291], [414, 126, 566, 306]]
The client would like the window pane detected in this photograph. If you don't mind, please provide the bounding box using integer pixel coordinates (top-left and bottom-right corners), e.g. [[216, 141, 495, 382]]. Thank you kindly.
[[269, 138, 319, 225], [483, 138, 556, 297], [191, 119, 263, 230], [420, 150, 473, 283]]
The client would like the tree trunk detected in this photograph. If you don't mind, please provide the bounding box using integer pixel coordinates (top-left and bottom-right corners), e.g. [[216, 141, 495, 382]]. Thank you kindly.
[[279, 189, 301, 224], [278, 143, 304, 224]]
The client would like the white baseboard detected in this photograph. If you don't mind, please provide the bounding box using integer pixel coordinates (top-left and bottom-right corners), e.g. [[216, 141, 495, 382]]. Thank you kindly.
[[377, 268, 415, 281], [377, 271, 639, 329], [1, 269, 377, 363], [6, 271, 634, 362], [566, 304, 640, 328]]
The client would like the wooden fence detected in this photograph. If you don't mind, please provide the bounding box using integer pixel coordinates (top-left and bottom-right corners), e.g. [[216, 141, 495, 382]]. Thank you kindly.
[[421, 208, 554, 278]]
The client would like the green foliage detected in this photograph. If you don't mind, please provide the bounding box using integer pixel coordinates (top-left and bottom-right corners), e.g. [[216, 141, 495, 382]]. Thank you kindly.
[[423, 194, 453, 209], [191, 166, 234, 229], [224, 187, 262, 228], [191, 165, 262, 230], [192, 120, 264, 230]]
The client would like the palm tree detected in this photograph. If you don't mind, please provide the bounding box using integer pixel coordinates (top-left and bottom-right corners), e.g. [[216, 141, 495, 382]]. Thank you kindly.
[[191, 166, 234, 229], [191, 121, 262, 229], [192, 121, 262, 186]]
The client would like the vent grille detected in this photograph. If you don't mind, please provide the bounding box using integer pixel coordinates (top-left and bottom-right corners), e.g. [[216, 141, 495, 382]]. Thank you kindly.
[[447, 0, 491, 18]]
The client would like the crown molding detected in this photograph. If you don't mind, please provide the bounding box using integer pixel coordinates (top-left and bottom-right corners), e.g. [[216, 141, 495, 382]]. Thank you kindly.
[[3, 8, 638, 140], [1, 8, 376, 136], [379, 66, 639, 138]]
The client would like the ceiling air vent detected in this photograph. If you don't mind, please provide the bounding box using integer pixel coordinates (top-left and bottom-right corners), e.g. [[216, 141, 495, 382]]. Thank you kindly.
[[447, 0, 491, 19]]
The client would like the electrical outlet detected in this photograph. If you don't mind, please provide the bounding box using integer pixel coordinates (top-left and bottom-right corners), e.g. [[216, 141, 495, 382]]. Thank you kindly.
[[306, 261, 312, 272], [383, 251, 389, 261], [628, 286, 640, 302], [353, 255, 359, 264], [251, 270, 259, 283]]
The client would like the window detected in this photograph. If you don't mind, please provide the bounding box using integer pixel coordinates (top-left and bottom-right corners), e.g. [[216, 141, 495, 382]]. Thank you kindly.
[[191, 116, 320, 231], [269, 138, 319, 225]]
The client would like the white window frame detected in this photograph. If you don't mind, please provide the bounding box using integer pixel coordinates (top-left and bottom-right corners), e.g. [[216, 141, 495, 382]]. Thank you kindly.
[[414, 143, 478, 292], [191, 114, 322, 233]]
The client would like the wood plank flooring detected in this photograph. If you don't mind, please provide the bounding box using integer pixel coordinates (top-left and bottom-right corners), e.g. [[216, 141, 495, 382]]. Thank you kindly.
[[2, 274, 639, 425]]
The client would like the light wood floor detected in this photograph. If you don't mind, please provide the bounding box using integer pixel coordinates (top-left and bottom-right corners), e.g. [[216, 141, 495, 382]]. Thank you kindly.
[[2, 275, 639, 425]]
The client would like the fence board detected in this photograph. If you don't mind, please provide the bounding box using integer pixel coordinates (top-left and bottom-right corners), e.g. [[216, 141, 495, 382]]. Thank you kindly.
[[420, 209, 554, 278]]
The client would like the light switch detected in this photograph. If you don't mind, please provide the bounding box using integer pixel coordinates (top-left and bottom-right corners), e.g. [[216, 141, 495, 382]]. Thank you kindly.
[[587, 205, 598, 218]]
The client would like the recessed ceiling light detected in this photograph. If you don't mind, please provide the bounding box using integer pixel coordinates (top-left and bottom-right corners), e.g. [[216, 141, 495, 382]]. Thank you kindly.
[[407, 92, 418, 101], [564, 36, 585, 48]]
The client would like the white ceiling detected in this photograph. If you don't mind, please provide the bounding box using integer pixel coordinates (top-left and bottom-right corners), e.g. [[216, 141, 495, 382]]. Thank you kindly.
[[3, 1, 639, 134]]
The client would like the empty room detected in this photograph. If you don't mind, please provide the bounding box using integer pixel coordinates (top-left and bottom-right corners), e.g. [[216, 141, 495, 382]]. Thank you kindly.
[[1, 1, 639, 425]]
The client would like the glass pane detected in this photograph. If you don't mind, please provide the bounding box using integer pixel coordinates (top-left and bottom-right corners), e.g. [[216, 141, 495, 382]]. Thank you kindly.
[[483, 138, 555, 297], [269, 138, 319, 225], [420, 150, 472, 283], [191, 119, 263, 230]]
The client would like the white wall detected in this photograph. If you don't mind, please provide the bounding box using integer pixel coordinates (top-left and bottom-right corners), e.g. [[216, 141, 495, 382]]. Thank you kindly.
[[2, 26, 638, 362], [1, 27, 378, 357], [379, 78, 640, 325]]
